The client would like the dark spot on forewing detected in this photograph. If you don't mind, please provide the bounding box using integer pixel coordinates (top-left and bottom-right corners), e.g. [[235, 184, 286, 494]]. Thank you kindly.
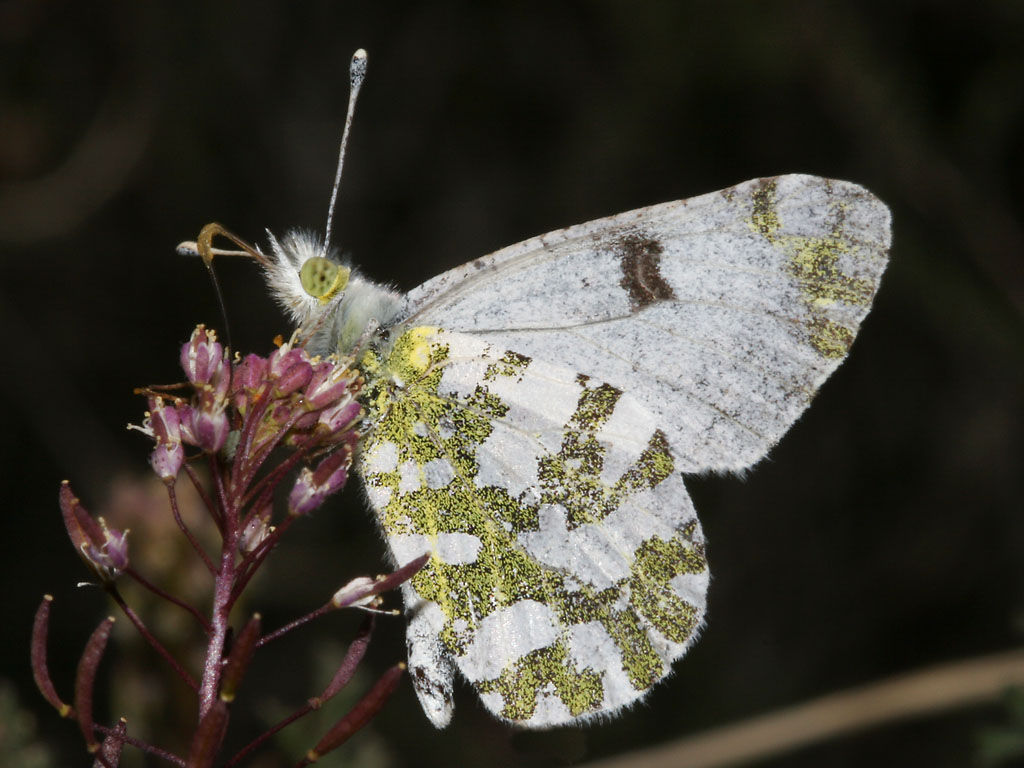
[[617, 232, 675, 310], [750, 177, 780, 240]]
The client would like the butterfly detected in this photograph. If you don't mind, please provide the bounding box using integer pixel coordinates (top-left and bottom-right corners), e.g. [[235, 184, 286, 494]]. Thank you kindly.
[[184, 51, 891, 729]]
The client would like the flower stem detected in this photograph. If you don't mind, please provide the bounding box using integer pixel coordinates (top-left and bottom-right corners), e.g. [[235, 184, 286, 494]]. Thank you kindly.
[[184, 462, 223, 532], [257, 603, 332, 648], [226, 617, 373, 768], [107, 586, 199, 692], [93, 723, 186, 767], [125, 567, 211, 633], [232, 513, 299, 600], [198, 462, 239, 718], [167, 483, 216, 574]]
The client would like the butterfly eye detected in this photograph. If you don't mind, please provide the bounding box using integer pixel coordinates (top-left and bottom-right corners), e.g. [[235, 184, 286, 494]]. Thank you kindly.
[[299, 257, 350, 303]]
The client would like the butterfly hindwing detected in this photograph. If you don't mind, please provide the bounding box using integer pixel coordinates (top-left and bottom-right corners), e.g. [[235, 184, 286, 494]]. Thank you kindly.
[[357, 326, 708, 727]]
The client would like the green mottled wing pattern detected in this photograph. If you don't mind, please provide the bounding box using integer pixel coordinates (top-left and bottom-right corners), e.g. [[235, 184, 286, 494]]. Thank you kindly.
[[357, 326, 709, 728], [253, 165, 892, 731]]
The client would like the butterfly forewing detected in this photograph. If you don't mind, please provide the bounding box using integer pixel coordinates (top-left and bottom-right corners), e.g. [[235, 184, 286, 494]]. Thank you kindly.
[[400, 174, 891, 473]]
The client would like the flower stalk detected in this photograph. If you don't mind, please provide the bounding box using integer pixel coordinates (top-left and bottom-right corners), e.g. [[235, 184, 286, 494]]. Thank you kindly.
[[34, 325, 424, 766]]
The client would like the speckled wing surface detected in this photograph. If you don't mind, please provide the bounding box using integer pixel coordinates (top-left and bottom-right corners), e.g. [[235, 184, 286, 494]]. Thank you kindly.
[[356, 174, 890, 728], [400, 174, 891, 473], [358, 327, 708, 727]]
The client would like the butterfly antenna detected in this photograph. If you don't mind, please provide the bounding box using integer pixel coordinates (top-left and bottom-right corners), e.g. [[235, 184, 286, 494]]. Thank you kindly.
[[323, 48, 368, 258]]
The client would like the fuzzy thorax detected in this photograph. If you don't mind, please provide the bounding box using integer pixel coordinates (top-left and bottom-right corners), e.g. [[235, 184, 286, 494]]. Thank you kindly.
[[264, 230, 403, 356]]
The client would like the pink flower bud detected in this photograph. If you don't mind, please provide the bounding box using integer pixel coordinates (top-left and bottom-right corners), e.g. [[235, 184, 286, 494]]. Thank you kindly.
[[290, 411, 321, 432], [151, 442, 185, 482], [59, 482, 129, 582], [274, 360, 313, 397], [287, 448, 351, 515], [232, 354, 269, 395], [331, 577, 379, 608], [93, 520, 130, 576], [268, 344, 308, 380], [239, 510, 272, 555], [211, 360, 231, 402], [190, 407, 230, 453], [318, 400, 362, 435], [175, 403, 198, 445], [180, 325, 226, 387], [271, 402, 294, 426], [305, 361, 356, 410], [148, 397, 184, 480]]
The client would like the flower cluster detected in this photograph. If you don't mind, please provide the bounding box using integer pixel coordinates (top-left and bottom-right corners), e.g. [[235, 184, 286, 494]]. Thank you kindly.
[[136, 325, 363, 517], [36, 325, 424, 767]]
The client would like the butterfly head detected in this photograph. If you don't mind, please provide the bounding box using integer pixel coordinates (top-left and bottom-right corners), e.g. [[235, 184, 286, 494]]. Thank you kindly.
[[178, 51, 399, 359], [265, 229, 402, 357], [259, 49, 402, 357]]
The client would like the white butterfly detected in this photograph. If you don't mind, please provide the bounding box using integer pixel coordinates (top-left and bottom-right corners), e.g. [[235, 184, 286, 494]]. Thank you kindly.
[[186, 51, 891, 729]]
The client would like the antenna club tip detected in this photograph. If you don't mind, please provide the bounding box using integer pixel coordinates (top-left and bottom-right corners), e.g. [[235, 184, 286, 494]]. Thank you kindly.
[[351, 49, 368, 81]]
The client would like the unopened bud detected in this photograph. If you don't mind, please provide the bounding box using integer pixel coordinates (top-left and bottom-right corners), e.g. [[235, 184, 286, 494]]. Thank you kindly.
[[147, 397, 184, 481], [59, 482, 129, 582], [331, 577, 379, 608], [180, 325, 227, 390], [287, 448, 351, 516]]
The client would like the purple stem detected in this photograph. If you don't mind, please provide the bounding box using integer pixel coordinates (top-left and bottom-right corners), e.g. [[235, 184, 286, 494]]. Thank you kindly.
[[107, 587, 198, 692], [124, 567, 211, 633], [226, 618, 373, 768], [256, 603, 332, 648], [197, 459, 239, 718], [231, 513, 299, 600], [235, 406, 320, 515], [183, 462, 223, 532], [93, 723, 185, 767], [225, 704, 311, 768], [167, 483, 216, 574], [231, 383, 274, 492], [238, 434, 316, 516]]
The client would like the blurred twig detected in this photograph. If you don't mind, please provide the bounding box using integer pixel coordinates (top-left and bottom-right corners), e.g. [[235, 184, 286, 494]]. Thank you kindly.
[[581, 648, 1024, 768]]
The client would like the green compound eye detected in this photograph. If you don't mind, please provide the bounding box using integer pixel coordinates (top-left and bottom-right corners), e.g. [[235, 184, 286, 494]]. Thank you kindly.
[[299, 257, 350, 303]]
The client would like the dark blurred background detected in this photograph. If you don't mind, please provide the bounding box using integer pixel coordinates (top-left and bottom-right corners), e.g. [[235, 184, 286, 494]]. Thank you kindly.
[[2, 2, 1022, 766]]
